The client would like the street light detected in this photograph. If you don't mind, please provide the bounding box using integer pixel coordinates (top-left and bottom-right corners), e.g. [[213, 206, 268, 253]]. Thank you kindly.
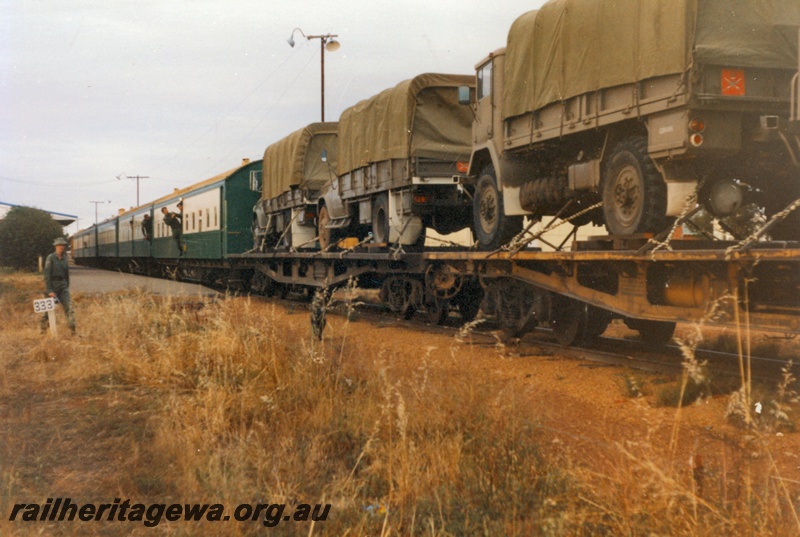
[[287, 28, 340, 122]]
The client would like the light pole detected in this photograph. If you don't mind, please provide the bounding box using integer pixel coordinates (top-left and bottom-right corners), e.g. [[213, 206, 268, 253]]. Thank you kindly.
[[287, 28, 340, 121]]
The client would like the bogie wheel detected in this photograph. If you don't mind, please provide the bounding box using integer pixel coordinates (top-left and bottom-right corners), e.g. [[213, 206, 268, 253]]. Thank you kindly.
[[552, 303, 586, 346], [382, 277, 420, 320], [372, 193, 390, 244], [585, 306, 612, 339], [624, 318, 676, 345], [474, 165, 523, 250], [276, 283, 289, 300], [602, 137, 667, 236], [425, 297, 450, 326], [317, 205, 338, 250], [551, 299, 608, 346], [455, 281, 484, 323]]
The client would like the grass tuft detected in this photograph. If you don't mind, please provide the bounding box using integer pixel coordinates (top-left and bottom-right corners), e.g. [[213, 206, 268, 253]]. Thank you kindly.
[[1, 271, 799, 535]]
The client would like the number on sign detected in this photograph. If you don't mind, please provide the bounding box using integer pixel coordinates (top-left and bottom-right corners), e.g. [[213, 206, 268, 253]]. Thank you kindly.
[[33, 298, 56, 313]]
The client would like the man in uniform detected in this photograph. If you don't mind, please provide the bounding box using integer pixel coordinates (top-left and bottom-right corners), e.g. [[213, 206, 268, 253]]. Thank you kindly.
[[161, 204, 183, 254], [141, 214, 153, 242], [41, 237, 76, 334]]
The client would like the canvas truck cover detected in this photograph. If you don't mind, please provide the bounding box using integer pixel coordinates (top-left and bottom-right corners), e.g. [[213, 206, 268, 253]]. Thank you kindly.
[[337, 73, 475, 176], [262, 122, 338, 201], [504, 0, 800, 120]]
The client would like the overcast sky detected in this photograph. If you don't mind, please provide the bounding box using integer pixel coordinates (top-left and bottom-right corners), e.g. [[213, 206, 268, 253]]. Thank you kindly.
[[1, 0, 545, 232]]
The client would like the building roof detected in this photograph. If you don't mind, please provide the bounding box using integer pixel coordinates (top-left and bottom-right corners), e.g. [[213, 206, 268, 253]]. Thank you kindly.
[[0, 201, 77, 227]]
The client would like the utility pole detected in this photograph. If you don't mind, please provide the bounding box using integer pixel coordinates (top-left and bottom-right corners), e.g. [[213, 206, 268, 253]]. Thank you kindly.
[[117, 174, 149, 206], [89, 200, 107, 224]]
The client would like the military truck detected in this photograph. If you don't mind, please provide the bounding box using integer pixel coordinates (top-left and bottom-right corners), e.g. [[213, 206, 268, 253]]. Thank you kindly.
[[318, 73, 475, 248], [253, 122, 338, 250], [463, 0, 800, 249]]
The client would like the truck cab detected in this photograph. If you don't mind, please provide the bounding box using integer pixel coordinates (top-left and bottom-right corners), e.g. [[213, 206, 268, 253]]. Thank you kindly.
[[464, 49, 528, 249]]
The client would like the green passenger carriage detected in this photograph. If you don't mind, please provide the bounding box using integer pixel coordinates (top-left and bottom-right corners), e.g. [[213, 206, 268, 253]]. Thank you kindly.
[[148, 159, 263, 261]]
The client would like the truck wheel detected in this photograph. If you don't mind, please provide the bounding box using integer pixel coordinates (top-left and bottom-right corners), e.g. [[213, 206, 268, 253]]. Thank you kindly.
[[317, 205, 338, 250], [372, 193, 390, 244], [474, 165, 523, 250], [602, 137, 667, 236], [764, 181, 800, 241]]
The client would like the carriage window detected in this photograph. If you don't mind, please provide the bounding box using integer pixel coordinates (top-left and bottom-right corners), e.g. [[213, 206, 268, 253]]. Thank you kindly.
[[250, 170, 262, 192]]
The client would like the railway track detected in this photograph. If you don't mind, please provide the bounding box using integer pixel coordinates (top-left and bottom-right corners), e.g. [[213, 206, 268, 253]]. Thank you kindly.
[[260, 289, 798, 386]]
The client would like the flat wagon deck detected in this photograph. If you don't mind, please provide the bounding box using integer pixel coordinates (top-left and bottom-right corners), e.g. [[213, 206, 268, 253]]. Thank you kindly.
[[227, 238, 800, 342]]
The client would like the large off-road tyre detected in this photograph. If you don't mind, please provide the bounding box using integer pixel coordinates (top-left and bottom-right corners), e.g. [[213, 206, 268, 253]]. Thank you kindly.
[[473, 165, 523, 250], [602, 137, 667, 236], [768, 208, 800, 241], [763, 180, 800, 241], [317, 205, 339, 250], [372, 193, 390, 244]]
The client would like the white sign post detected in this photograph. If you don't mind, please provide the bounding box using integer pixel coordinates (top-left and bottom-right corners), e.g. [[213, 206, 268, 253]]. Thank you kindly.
[[33, 297, 57, 335]]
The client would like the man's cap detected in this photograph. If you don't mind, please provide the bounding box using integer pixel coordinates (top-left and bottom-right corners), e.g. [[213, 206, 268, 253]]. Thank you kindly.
[[53, 238, 68, 246]]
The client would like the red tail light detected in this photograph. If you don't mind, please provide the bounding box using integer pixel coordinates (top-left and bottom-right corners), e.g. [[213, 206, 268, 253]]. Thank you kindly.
[[689, 118, 705, 133], [456, 161, 469, 174]]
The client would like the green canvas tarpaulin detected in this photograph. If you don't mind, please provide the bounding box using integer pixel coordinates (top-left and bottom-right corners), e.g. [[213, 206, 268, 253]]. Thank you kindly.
[[337, 73, 475, 176], [261, 122, 338, 201], [503, 0, 800, 120]]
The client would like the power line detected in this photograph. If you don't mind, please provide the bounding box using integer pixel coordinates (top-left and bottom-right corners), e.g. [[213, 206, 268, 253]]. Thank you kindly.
[[203, 50, 318, 175], [0, 175, 118, 187], [148, 51, 298, 175]]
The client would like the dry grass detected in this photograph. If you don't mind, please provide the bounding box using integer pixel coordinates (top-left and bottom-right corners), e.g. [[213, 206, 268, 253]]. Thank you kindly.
[[1, 271, 799, 535]]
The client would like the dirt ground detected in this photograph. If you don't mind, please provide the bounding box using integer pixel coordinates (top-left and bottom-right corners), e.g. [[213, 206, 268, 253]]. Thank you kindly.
[[342, 308, 800, 484], [2, 268, 800, 534]]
